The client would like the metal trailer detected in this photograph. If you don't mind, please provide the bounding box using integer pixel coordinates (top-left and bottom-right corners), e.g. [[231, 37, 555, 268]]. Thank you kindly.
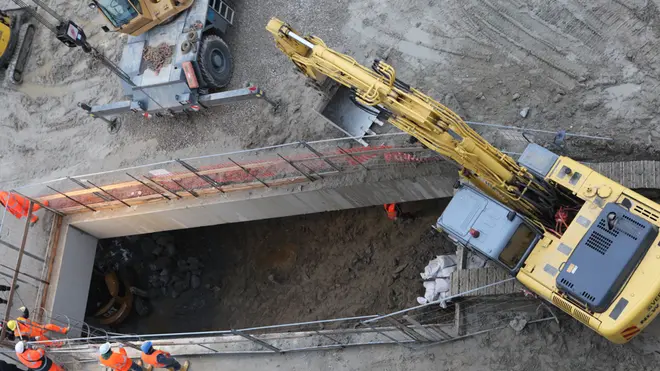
[[84, 0, 275, 120]]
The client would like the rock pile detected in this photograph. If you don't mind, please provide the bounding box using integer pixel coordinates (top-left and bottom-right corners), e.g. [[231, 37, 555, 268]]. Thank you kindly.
[[145, 233, 205, 299]]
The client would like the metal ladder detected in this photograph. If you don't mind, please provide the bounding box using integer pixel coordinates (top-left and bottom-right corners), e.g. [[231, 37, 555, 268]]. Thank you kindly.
[[208, 0, 234, 25]]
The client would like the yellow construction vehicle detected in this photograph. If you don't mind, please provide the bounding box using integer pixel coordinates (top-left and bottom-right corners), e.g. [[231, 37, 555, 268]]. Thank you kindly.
[[267, 18, 660, 343], [89, 0, 195, 36], [0, 8, 34, 84]]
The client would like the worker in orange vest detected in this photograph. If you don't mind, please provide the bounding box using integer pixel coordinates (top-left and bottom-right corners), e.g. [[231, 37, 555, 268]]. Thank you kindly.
[[7, 307, 69, 347], [140, 341, 189, 370], [384, 203, 402, 221], [99, 342, 143, 371], [0, 191, 46, 224], [15, 341, 64, 371]]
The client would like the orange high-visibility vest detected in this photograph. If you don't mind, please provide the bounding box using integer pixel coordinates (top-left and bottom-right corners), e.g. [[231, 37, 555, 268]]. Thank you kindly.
[[100, 348, 133, 371], [141, 349, 171, 367], [14, 318, 45, 339], [384, 204, 398, 220], [17, 348, 45, 369], [0, 191, 28, 219]]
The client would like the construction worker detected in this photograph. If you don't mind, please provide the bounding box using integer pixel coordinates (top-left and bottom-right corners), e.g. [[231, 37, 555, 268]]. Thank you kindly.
[[15, 341, 64, 371], [0, 320, 16, 341], [0, 191, 46, 224], [7, 307, 69, 346], [140, 341, 189, 371], [384, 203, 401, 221], [99, 342, 143, 371]]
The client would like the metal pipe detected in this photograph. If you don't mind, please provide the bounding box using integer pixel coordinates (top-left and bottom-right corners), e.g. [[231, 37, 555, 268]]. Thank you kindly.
[[68, 177, 111, 201], [0, 238, 45, 262], [466, 121, 613, 140], [46, 186, 96, 212], [28, 0, 65, 23], [30, 315, 378, 345], [170, 179, 198, 197], [144, 176, 182, 199], [0, 269, 34, 287], [9, 0, 58, 33], [125, 173, 170, 200], [182, 143, 295, 161], [86, 180, 132, 208], [227, 158, 269, 188], [10, 190, 65, 217], [300, 142, 341, 172], [286, 30, 315, 49], [0, 263, 49, 284], [230, 329, 281, 353], [175, 159, 225, 193], [277, 154, 315, 182], [337, 146, 369, 170]]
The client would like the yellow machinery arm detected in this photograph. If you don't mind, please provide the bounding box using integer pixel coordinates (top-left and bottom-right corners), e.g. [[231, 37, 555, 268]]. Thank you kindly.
[[267, 18, 660, 344], [266, 18, 556, 225]]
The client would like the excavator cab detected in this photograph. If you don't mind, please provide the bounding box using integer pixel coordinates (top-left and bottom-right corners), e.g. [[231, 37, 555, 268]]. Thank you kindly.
[[90, 0, 194, 36], [436, 185, 542, 275], [93, 0, 140, 29]]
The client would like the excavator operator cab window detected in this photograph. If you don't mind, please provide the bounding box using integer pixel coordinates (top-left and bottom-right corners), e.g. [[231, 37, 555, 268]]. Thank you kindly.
[[498, 223, 536, 269], [96, 0, 141, 28]]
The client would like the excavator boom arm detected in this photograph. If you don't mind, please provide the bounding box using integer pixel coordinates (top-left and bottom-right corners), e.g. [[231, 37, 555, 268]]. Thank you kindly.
[[267, 18, 555, 224]]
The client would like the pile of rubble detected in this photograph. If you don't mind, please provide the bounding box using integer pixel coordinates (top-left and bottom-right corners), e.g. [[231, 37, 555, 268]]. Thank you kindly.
[[144, 234, 205, 299]]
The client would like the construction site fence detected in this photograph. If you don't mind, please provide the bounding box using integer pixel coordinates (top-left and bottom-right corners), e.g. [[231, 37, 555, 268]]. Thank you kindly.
[[0, 278, 559, 367], [2, 125, 612, 217]]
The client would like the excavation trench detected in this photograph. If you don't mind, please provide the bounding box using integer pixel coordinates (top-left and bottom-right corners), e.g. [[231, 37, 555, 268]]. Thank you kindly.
[[84, 199, 453, 334]]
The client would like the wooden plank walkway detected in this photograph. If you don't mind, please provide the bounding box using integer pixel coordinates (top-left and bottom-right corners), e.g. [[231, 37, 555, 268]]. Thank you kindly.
[[588, 161, 660, 189], [449, 267, 522, 296]]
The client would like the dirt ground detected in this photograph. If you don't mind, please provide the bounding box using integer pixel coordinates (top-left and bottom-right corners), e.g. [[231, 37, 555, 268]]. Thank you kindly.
[[86, 199, 452, 334], [2, 0, 660, 187]]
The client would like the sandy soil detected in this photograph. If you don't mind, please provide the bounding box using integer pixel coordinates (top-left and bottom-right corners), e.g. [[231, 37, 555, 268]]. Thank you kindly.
[[2, 0, 660, 187], [87, 199, 452, 334]]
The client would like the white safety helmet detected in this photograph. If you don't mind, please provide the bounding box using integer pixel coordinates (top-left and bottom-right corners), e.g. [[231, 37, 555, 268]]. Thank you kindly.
[[99, 342, 111, 355], [15, 341, 25, 354]]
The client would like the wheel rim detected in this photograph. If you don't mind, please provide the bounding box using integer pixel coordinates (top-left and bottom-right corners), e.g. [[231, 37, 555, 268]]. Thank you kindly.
[[211, 49, 225, 72]]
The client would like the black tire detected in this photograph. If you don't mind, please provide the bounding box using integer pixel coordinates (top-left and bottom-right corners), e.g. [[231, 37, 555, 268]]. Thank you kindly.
[[198, 35, 233, 89]]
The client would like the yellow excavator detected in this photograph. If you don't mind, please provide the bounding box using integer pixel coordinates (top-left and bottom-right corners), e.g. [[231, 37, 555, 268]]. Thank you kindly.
[[267, 18, 660, 344], [89, 0, 194, 36]]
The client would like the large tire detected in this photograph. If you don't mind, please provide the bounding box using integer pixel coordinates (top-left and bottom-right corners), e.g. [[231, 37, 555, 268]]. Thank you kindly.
[[198, 35, 233, 89]]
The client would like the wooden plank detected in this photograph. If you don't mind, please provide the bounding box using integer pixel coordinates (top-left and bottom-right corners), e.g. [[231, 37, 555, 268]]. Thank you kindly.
[[38, 160, 284, 202], [450, 272, 459, 297], [481, 269, 489, 295], [468, 269, 477, 296], [454, 302, 464, 336], [55, 176, 309, 214]]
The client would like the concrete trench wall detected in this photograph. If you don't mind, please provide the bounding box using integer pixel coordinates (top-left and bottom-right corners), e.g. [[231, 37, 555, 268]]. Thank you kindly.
[[44, 163, 459, 330]]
